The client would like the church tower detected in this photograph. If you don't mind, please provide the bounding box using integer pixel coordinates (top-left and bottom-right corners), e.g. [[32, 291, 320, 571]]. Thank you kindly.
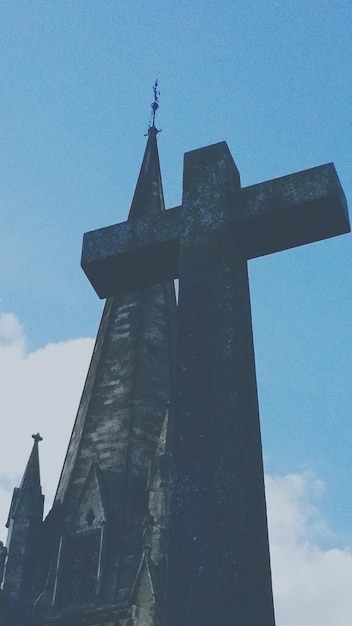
[[2, 89, 176, 626]]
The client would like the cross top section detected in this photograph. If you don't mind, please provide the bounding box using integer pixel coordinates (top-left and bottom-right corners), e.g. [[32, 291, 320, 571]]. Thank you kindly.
[[82, 142, 349, 299], [32, 433, 43, 444]]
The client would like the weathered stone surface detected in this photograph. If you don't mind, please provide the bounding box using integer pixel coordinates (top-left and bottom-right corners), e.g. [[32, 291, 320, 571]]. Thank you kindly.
[[82, 146, 349, 299], [167, 143, 275, 626], [81, 207, 182, 297], [237, 162, 349, 259]]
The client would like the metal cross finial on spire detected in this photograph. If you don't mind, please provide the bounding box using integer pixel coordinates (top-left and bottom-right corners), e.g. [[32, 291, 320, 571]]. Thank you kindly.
[[32, 432, 43, 444]]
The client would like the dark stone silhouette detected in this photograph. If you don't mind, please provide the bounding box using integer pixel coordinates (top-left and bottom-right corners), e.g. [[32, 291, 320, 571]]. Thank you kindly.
[[82, 141, 349, 626], [2, 130, 349, 626]]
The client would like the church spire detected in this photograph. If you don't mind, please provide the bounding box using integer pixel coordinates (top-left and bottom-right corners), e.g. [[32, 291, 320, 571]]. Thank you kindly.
[[6, 433, 43, 528], [128, 79, 164, 221], [3, 96, 176, 624], [39, 97, 177, 623], [18, 433, 43, 494], [3, 434, 44, 609]]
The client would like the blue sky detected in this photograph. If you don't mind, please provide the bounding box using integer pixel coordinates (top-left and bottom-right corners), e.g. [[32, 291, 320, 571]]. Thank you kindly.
[[0, 2, 351, 623]]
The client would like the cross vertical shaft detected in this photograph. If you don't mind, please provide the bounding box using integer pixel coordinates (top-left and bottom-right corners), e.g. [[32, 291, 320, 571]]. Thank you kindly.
[[165, 144, 275, 625]]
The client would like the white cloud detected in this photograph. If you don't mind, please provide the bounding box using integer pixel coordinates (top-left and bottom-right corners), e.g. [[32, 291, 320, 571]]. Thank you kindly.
[[0, 311, 94, 528], [1, 311, 352, 624], [267, 473, 352, 625], [0, 312, 26, 350]]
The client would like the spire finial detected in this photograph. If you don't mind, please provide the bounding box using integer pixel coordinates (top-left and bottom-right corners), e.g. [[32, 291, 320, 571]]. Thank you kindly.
[[32, 432, 43, 444], [148, 77, 161, 134]]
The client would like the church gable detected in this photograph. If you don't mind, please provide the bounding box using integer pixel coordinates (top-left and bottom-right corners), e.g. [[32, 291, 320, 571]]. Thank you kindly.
[[71, 462, 107, 532]]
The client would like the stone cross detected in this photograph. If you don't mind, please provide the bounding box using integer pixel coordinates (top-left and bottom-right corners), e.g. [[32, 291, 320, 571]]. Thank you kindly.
[[81, 142, 349, 626]]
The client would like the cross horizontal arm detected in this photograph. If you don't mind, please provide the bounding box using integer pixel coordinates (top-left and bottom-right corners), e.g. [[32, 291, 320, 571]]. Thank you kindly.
[[236, 163, 349, 259], [81, 205, 182, 298], [82, 157, 349, 300]]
